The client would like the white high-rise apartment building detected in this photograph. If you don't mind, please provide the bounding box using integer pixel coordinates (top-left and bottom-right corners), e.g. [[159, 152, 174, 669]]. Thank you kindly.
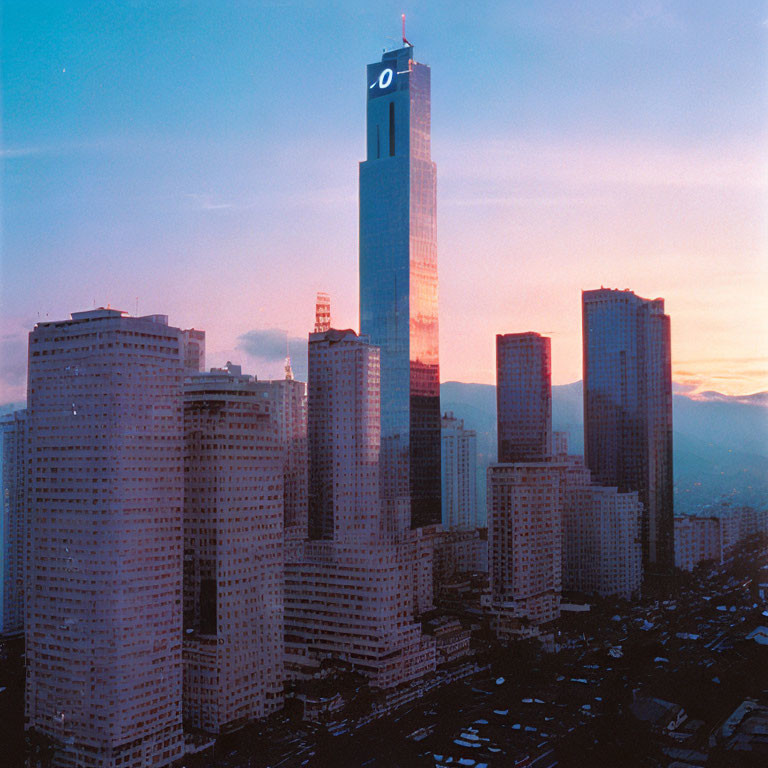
[[488, 449, 642, 616], [183, 367, 284, 733], [487, 463, 563, 639], [441, 412, 478, 530], [1, 409, 26, 637], [25, 309, 185, 768]]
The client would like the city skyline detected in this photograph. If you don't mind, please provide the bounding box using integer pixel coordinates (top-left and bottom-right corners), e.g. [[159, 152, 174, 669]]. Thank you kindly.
[[3, 13, 768, 766], [2, 2, 766, 402]]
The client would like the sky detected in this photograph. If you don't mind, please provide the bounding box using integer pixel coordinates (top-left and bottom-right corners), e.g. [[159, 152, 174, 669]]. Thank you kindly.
[[2, 0, 767, 402]]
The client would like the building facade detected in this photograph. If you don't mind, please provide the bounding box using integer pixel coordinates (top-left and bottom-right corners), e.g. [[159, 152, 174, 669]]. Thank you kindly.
[[487, 463, 563, 638], [252, 375, 308, 561], [359, 44, 441, 529], [285, 540, 436, 690], [25, 309, 185, 768], [181, 328, 206, 372], [582, 288, 674, 573], [552, 430, 570, 459], [674, 515, 722, 572], [0, 409, 26, 637], [306, 329, 382, 543], [433, 528, 488, 583], [562, 483, 643, 600], [496, 333, 552, 463], [183, 367, 284, 733], [285, 327, 436, 689], [674, 506, 768, 571], [440, 411, 478, 530]]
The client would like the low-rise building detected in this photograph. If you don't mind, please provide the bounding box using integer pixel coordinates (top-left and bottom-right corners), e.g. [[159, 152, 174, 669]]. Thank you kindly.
[[424, 617, 471, 666], [710, 698, 768, 757], [630, 695, 687, 732], [675, 506, 768, 572]]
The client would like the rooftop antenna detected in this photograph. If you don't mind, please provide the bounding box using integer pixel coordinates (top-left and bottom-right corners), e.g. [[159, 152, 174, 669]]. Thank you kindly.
[[402, 13, 412, 46], [284, 333, 294, 380]]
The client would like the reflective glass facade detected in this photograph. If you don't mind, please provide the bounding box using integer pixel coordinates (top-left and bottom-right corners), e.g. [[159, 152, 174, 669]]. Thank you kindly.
[[582, 288, 674, 573], [359, 46, 440, 529], [496, 333, 552, 463]]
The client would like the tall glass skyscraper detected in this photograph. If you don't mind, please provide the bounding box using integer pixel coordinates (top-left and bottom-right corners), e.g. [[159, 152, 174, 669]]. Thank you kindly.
[[582, 288, 674, 574], [359, 44, 441, 529]]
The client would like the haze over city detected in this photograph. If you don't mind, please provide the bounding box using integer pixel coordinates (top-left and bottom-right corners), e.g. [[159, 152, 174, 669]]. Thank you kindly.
[[3, 0, 767, 402]]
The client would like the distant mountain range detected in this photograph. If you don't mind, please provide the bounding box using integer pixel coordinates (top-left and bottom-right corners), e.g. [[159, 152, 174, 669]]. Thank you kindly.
[[4, 383, 766, 516], [441, 381, 768, 517]]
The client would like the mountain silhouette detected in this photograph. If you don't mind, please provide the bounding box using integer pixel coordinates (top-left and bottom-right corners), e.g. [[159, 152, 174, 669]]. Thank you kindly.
[[440, 381, 768, 517]]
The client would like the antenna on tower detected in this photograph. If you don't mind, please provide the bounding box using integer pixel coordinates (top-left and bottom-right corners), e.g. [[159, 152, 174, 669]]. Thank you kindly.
[[402, 13, 412, 46], [284, 333, 294, 380]]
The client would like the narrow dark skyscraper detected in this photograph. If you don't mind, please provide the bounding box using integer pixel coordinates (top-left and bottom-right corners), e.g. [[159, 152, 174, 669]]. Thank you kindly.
[[582, 288, 674, 574], [359, 43, 440, 529], [496, 332, 552, 463]]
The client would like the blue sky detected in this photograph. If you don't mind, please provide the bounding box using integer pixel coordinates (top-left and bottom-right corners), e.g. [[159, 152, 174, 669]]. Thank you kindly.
[[2, 1, 767, 400]]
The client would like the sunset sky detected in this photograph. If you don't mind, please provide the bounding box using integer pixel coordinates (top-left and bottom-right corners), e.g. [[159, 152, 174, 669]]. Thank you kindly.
[[2, 1, 767, 402]]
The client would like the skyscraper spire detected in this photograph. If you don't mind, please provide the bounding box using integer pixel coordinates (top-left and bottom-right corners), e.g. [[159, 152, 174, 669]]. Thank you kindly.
[[284, 333, 294, 380], [402, 13, 412, 46]]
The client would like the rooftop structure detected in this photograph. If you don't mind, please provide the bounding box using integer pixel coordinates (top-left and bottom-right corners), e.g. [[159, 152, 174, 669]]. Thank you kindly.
[[314, 292, 331, 334]]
